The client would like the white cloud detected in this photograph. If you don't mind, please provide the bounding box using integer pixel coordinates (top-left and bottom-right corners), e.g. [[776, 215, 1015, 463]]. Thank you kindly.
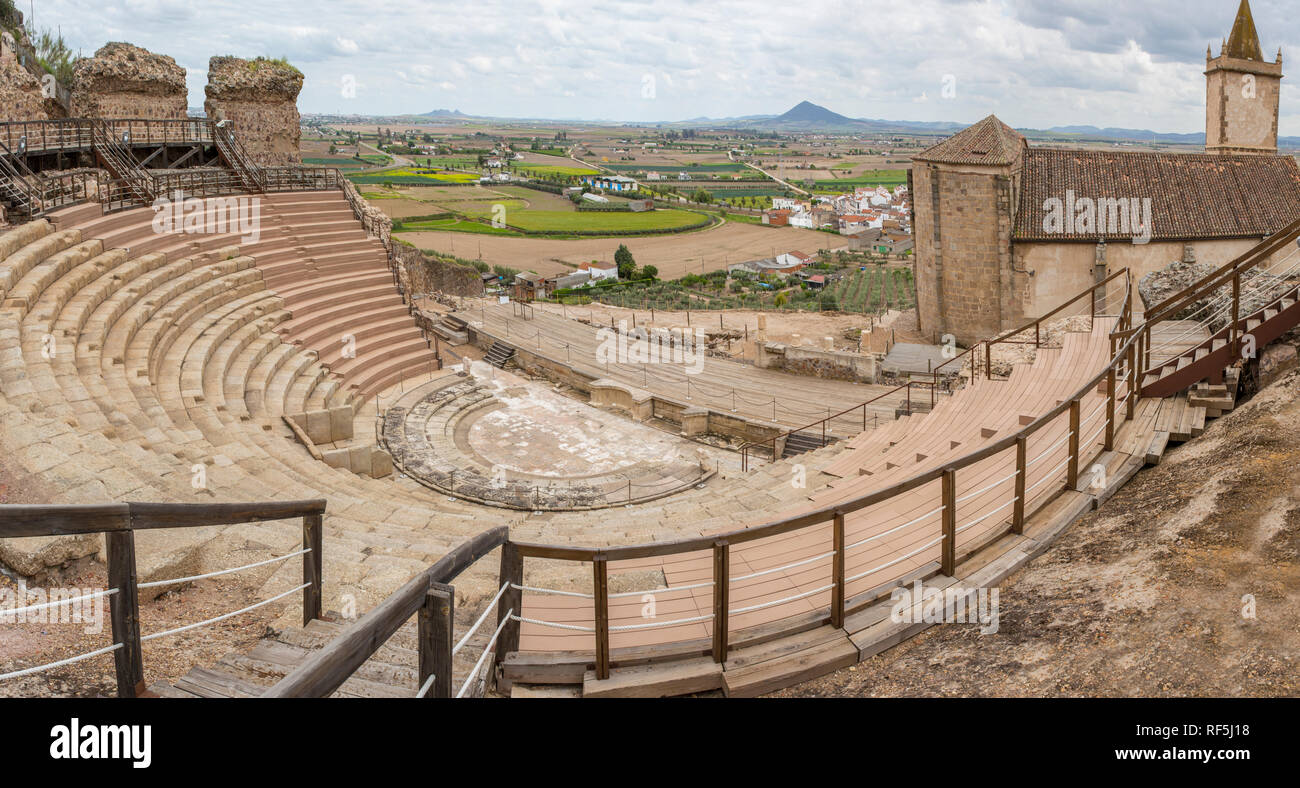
[[28, 0, 1300, 134]]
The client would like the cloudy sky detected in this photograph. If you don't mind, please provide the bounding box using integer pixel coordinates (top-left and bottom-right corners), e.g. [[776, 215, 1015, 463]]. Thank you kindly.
[[28, 0, 1300, 134]]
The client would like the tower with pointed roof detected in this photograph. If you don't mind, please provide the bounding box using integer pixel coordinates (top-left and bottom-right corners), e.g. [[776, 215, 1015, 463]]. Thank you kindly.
[[910, 115, 1027, 343], [1205, 0, 1282, 155]]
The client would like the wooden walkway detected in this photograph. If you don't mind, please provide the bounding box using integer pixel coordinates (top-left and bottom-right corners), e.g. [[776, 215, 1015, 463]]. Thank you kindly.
[[514, 320, 1121, 655]]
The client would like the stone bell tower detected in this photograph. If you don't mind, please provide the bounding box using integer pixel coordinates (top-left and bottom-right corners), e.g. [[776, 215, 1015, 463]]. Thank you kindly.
[[1205, 0, 1282, 155]]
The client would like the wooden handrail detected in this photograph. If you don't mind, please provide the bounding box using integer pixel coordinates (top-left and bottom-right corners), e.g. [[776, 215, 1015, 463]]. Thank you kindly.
[[0, 499, 327, 697], [1144, 214, 1300, 325], [506, 275, 1139, 672], [264, 526, 509, 698]]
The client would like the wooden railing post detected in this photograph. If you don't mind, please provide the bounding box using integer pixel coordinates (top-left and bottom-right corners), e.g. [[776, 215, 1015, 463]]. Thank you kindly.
[[941, 468, 956, 576], [1067, 400, 1081, 489], [593, 555, 611, 680], [831, 511, 845, 628], [105, 530, 144, 698], [712, 540, 729, 662], [1231, 271, 1241, 360], [1104, 366, 1116, 451], [418, 583, 453, 698], [302, 512, 323, 626], [494, 542, 523, 669], [1013, 436, 1027, 534], [1127, 340, 1138, 419]]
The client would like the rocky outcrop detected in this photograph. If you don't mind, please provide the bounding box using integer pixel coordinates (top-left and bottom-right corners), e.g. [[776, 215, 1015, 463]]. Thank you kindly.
[[204, 56, 302, 166], [68, 42, 187, 119], [1141, 258, 1300, 333], [0, 30, 57, 121]]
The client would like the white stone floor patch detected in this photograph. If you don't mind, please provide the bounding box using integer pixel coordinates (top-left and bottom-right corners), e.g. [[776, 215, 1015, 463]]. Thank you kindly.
[[466, 360, 708, 478]]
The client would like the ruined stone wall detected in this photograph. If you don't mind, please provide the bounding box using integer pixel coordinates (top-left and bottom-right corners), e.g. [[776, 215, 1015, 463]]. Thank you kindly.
[[69, 42, 186, 119], [0, 31, 56, 121], [755, 341, 878, 383], [401, 246, 485, 298], [204, 56, 302, 166]]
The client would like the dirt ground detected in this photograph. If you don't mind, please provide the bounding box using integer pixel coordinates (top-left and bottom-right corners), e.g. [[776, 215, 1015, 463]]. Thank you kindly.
[[400, 220, 849, 279], [0, 560, 292, 698], [775, 368, 1300, 697]]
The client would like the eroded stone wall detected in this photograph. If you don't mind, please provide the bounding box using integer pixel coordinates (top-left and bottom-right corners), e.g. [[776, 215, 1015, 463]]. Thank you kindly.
[[755, 341, 879, 383], [69, 42, 186, 119], [204, 56, 302, 166], [0, 34, 54, 121]]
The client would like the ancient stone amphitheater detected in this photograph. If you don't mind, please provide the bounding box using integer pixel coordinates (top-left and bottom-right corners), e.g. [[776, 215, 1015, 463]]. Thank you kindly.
[[2, 105, 1299, 697]]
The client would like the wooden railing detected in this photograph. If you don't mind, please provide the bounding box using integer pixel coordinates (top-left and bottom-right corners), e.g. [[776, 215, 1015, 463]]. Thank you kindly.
[[983, 267, 1130, 376], [736, 273, 1125, 472], [0, 499, 325, 698], [265, 526, 509, 698], [504, 272, 1137, 680], [0, 118, 213, 155], [1127, 214, 1300, 379]]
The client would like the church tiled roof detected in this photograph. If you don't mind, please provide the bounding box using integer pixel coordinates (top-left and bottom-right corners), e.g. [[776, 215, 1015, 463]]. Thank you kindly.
[[914, 115, 1026, 166], [1014, 147, 1300, 241]]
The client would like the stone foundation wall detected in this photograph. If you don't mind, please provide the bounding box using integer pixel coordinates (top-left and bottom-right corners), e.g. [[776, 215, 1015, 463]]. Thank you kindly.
[[204, 56, 303, 166], [468, 325, 788, 446], [69, 42, 186, 119], [755, 341, 879, 383]]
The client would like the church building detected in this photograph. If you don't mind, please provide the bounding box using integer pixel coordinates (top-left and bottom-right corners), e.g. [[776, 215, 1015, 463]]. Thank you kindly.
[[911, 0, 1300, 344]]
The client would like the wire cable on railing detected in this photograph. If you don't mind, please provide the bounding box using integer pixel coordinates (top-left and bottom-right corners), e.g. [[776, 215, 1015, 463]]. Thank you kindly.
[[730, 551, 836, 583], [415, 673, 436, 699], [610, 613, 714, 631], [844, 534, 946, 584], [511, 614, 595, 633], [1028, 431, 1073, 467], [455, 609, 513, 698], [0, 642, 124, 682], [729, 583, 835, 616], [0, 587, 118, 618], [452, 581, 512, 657], [138, 549, 310, 590], [956, 497, 1019, 534], [955, 470, 1019, 504], [845, 505, 946, 551], [1026, 457, 1071, 494], [140, 583, 309, 642]]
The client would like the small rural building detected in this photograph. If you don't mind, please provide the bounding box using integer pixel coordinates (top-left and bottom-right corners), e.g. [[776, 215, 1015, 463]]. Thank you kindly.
[[581, 174, 639, 192], [579, 260, 619, 281]]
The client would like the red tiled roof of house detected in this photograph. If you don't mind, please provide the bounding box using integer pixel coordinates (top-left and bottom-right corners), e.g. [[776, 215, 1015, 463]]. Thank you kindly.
[[1014, 147, 1300, 241]]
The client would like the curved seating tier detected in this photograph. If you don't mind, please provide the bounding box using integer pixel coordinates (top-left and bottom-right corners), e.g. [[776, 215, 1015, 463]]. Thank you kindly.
[[0, 214, 864, 624], [516, 318, 1124, 653]]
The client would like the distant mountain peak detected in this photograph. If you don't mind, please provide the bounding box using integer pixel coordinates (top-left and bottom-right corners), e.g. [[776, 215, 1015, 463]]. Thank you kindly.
[[775, 101, 855, 124]]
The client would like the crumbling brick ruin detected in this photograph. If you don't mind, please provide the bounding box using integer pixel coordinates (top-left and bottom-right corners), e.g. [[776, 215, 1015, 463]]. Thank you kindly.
[[0, 33, 49, 121], [69, 42, 187, 119], [204, 55, 303, 166]]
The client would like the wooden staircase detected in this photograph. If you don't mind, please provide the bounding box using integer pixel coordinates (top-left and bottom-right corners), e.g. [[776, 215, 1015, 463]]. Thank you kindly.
[[1141, 283, 1300, 398]]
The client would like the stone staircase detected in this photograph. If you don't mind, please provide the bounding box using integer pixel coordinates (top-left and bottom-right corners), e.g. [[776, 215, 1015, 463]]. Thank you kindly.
[[484, 341, 516, 369]]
